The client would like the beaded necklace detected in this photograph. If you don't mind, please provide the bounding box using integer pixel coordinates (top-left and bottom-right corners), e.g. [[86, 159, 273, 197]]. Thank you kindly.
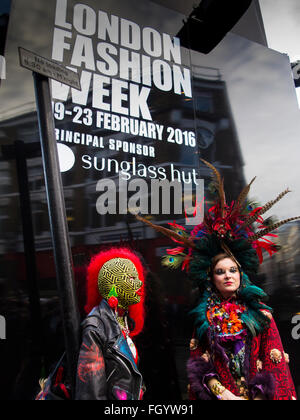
[[207, 294, 247, 340], [116, 311, 138, 364], [207, 294, 249, 398]]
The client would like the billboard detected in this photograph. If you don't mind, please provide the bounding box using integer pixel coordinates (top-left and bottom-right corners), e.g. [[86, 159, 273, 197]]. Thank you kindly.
[[0, 0, 300, 400]]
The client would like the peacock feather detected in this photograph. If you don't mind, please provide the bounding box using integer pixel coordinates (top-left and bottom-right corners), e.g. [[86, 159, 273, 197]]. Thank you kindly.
[[162, 255, 186, 270]]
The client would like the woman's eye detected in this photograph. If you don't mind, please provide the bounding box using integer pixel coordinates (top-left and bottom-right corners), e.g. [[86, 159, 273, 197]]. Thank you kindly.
[[215, 268, 237, 275]]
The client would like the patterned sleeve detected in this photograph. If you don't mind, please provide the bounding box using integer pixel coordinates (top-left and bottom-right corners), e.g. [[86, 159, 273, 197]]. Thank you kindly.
[[259, 317, 297, 400], [75, 328, 107, 400]]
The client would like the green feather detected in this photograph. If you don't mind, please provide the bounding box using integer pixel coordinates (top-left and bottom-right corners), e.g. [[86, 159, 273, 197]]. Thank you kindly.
[[190, 287, 211, 340], [239, 283, 272, 336]]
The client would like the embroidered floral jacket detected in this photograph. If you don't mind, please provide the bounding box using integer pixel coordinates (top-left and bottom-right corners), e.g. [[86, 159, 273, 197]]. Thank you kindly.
[[188, 316, 297, 400]]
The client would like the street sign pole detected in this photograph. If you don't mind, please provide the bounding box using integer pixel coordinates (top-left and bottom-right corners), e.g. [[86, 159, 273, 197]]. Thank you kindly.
[[16, 45, 83, 395], [33, 71, 81, 394], [18, 47, 82, 395]]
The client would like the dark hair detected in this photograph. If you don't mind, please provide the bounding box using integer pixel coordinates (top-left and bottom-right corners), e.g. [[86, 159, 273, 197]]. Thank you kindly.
[[210, 253, 238, 273]]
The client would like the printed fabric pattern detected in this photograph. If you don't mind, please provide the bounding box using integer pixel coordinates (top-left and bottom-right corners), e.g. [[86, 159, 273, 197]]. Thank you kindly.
[[188, 315, 297, 400]]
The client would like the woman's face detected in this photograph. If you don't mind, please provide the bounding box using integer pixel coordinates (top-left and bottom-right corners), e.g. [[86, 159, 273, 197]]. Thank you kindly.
[[212, 258, 240, 299]]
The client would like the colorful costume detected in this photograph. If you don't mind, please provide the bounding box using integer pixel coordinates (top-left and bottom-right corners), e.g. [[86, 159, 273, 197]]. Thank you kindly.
[[187, 296, 296, 400], [35, 247, 146, 401], [137, 159, 299, 400], [75, 247, 146, 400]]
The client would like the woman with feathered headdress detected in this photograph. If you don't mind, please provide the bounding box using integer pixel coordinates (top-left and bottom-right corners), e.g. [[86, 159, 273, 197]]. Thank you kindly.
[[137, 159, 298, 400]]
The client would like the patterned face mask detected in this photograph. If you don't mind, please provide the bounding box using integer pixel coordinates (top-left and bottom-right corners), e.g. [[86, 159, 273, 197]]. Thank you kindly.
[[98, 258, 143, 309]]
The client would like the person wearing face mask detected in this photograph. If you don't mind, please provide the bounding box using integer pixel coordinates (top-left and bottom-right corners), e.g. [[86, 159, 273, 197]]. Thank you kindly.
[[136, 159, 298, 400], [75, 247, 146, 400]]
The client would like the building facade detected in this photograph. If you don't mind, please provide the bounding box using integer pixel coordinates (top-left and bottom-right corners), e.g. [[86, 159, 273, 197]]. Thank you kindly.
[[0, 0, 300, 400]]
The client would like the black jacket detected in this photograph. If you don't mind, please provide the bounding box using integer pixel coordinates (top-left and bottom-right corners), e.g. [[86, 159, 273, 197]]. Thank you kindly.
[[75, 300, 145, 400]]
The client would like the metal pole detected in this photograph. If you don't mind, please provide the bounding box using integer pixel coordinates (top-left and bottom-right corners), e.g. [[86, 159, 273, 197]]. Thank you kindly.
[[32, 72, 80, 394], [14, 141, 43, 351]]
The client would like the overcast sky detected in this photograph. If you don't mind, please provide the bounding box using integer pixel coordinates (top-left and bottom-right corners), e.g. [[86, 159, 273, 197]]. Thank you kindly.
[[259, 0, 300, 105], [259, 0, 300, 61]]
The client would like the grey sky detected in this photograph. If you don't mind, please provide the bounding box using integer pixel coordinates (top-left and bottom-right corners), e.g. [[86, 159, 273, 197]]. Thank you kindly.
[[191, 30, 300, 220], [259, 0, 300, 106], [259, 0, 300, 61]]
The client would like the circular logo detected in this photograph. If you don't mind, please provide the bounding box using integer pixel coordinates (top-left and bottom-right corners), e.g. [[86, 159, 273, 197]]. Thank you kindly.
[[57, 143, 75, 173]]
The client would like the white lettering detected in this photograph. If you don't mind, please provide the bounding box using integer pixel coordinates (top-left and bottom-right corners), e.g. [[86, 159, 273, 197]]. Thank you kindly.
[[96, 43, 118, 76], [129, 84, 151, 120], [143, 27, 162, 57], [163, 34, 182, 64], [112, 79, 129, 115], [73, 4, 96, 36], [98, 11, 119, 44], [173, 65, 192, 97], [71, 35, 95, 70], [119, 49, 141, 83], [52, 27, 72, 62], [292, 315, 300, 340], [121, 18, 141, 51], [151, 179, 182, 215], [54, 0, 72, 30], [128, 178, 149, 214], [152, 60, 172, 92], [51, 4, 194, 128], [82, 154, 92, 169], [92, 74, 111, 111], [72, 70, 93, 104], [96, 179, 117, 214], [51, 67, 92, 105]]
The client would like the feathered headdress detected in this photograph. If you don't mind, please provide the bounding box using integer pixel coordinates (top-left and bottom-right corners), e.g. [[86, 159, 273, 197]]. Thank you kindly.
[[137, 160, 300, 338], [136, 159, 300, 288]]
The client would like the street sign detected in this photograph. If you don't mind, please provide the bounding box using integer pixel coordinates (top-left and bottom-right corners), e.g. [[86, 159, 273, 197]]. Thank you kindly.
[[18, 47, 81, 90], [18, 47, 82, 392]]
